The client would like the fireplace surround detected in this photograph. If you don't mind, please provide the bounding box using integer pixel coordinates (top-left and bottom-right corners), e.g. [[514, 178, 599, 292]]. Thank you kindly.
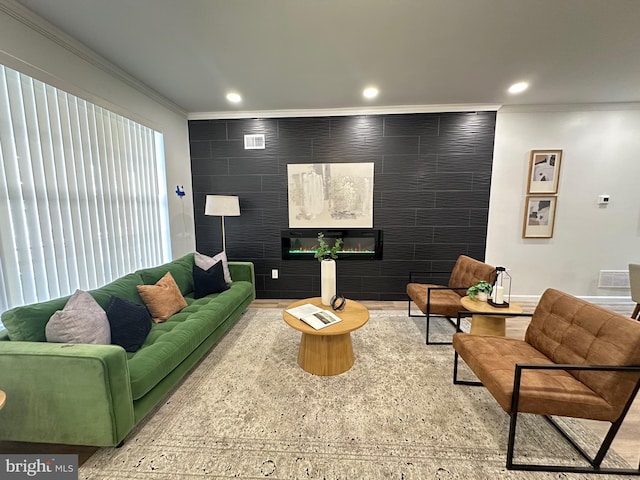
[[281, 229, 383, 260]]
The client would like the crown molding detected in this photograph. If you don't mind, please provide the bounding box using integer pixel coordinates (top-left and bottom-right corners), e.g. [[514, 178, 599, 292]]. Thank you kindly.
[[499, 102, 640, 113], [0, 0, 186, 117], [188, 103, 502, 120]]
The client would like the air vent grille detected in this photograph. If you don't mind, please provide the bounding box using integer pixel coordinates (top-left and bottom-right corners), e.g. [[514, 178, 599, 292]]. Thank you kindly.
[[244, 134, 265, 150], [597, 270, 630, 288]]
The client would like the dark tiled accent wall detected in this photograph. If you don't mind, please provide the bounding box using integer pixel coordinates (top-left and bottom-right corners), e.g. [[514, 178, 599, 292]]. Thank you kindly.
[[189, 112, 496, 300]]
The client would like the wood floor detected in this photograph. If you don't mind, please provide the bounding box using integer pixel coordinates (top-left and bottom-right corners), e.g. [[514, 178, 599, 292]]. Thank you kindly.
[[2, 298, 638, 469]]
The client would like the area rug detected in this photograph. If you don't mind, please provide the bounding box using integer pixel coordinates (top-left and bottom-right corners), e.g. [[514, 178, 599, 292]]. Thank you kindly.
[[79, 309, 630, 479]]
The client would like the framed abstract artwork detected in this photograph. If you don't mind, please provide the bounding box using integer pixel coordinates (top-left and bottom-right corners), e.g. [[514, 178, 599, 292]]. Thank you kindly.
[[527, 149, 562, 194], [523, 196, 557, 238]]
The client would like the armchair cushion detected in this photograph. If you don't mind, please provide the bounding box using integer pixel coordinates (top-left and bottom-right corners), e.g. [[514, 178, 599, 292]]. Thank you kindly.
[[452, 333, 617, 421], [448, 255, 497, 296], [406, 283, 463, 316]]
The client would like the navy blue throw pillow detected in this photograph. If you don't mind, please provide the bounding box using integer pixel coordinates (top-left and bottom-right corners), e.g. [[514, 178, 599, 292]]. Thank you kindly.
[[193, 261, 229, 299], [106, 296, 152, 353]]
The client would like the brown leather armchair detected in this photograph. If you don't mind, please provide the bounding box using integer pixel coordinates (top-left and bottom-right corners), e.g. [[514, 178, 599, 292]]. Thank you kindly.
[[406, 255, 496, 344]]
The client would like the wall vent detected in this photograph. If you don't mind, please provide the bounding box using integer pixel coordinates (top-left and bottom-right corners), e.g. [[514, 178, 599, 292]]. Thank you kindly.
[[244, 134, 265, 150], [597, 270, 630, 288]]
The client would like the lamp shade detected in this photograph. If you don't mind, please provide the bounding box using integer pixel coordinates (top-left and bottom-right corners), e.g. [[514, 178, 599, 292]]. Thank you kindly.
[[204, 195, 240, 216]]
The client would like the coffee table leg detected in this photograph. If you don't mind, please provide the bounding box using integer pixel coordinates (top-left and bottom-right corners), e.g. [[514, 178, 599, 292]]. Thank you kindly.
[[298, 332, 355, 376], [469, 314, 506, 336]]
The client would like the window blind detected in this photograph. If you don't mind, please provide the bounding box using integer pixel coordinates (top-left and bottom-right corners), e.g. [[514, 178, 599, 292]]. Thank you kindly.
[[0, 64, 170, 316]]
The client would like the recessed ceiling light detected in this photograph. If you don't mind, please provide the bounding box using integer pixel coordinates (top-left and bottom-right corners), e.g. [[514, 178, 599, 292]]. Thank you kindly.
[[508, 82, 529, 94], [363, 87, 379, 99], [226, 92, 242, 103]]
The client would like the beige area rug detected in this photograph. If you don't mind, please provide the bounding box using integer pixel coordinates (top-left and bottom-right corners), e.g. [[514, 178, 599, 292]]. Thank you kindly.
[[79, 309, 630, 479]]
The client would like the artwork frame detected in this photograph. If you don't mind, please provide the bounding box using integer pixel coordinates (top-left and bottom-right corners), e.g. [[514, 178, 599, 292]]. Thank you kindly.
[[522, 196, 557, 238], [287, 162, 374, 228], [527, 149, 563, 194]]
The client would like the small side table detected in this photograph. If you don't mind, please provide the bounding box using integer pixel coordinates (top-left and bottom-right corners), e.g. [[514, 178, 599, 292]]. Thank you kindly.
[[0, 390, 6, 410], [460, 296, 523, 336]]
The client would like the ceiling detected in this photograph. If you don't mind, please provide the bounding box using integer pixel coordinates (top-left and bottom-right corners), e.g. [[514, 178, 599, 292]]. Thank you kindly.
[[13, 0, 640, 115]]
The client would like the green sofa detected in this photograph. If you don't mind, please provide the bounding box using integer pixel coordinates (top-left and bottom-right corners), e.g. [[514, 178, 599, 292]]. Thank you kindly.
[[0, 253, 255, 447]]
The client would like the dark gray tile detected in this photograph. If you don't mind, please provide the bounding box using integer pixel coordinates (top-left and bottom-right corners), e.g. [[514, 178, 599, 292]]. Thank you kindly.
[[189, 140, 211, 159], [384, 113, 439, 137], [278, 117, 331, 139], [330, 115, 383, 139], [418, 172, 473, 191], [209, 175, 263, 193], [189, 120, 227, 141], [383, 154, 437, 175], [414, 243, 470, 262], [229, 157, 279, 175], [191, 158, 229, 176], [433, 226, 488, 244], [415, 208, 470, 227], [375, 208, 417, 227]]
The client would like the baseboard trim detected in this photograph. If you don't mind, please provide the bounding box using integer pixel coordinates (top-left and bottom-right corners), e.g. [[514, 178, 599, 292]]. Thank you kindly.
[[511, 295, 633, 304]]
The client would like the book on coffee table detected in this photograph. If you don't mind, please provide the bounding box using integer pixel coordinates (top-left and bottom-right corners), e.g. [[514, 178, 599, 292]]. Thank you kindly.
[[285, 304, 342, 330]]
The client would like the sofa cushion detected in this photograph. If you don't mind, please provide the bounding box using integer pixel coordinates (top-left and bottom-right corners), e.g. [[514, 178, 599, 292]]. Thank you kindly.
[[137, 272, 187, 323], [45, 290, 111, 344], [88, 273, 146, 309], [106, 296, 152, 353], [127, 280, 254, 400], [137, 253, 194, 296], [1, 273, 145, 342], [195, 251, 231, 283], [2, 296, 69, 342], [193, 262, 229, 299]]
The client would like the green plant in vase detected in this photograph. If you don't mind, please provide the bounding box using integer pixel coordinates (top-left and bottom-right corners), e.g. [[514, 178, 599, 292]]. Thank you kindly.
[[313, 232, 343, 262], [467, 281, 493, 301]]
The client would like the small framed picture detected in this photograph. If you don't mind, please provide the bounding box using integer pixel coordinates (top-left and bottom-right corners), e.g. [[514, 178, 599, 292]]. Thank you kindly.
[[523, 196, 557, 238], [527, 150, 563, 194]]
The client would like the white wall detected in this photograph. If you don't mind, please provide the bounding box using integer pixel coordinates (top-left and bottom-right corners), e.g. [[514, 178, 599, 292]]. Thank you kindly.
[[487, 105, 640, 299], [0, 3, 195, 259]]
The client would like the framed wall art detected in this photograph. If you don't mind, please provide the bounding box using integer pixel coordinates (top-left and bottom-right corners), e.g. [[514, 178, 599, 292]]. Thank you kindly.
[[287, 162, 374, 228], [527, 149, 562, 194], [522, 196, 557, 238]]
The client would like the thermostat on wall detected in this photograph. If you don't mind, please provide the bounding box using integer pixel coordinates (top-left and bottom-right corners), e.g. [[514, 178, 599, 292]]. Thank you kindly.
[[597, 194, 610, 205]]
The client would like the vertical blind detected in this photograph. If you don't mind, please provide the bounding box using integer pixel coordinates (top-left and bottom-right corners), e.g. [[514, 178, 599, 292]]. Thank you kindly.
[[0, 64, 171, 316]]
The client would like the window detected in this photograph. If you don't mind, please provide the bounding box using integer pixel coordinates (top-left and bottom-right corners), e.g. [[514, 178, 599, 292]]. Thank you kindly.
[[0, 65, 170, 318]]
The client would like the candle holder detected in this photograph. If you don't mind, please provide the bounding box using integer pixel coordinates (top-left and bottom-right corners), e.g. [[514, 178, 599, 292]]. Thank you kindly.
[[488, 266, 511, 308]]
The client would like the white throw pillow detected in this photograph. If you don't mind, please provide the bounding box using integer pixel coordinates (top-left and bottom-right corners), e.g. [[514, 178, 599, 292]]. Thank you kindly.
[[46, 289, 111, 344], [194, 251, 231, 283]]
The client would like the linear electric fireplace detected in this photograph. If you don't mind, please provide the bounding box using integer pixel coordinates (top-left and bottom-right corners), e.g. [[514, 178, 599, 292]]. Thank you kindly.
[[281, 229, 383, 260]]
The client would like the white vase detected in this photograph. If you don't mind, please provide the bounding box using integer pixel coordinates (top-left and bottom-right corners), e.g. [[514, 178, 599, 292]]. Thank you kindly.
[[477, 292, 488, 302], [321, 259, 336, 306]]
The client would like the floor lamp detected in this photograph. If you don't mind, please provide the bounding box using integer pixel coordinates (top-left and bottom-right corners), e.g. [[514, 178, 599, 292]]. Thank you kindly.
[[204, 195, 240, 252]]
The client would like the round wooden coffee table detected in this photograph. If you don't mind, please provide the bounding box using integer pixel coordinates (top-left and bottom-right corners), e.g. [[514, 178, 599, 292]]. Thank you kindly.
[[283, 297, 369, 376], [460, 296, 523, 336]]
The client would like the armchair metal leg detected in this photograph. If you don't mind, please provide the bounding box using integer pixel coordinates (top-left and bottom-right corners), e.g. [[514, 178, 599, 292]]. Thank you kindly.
[[425, 312, 456, 345], [453, 350, 483, 386], [506, 411, 640, 475], [505, 366, 640, 475]]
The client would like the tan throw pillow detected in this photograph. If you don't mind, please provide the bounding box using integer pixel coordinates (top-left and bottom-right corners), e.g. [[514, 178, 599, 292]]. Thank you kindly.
[[137, 272, 187, 323]]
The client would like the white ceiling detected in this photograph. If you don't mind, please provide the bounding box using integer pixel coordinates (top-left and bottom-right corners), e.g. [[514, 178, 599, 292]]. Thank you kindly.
[[13, 0, 640, 115]]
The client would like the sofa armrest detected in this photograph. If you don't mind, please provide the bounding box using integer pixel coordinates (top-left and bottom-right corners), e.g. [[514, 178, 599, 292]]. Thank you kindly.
[[0, 341, 135, 446], [229, 261, 255, 284]]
